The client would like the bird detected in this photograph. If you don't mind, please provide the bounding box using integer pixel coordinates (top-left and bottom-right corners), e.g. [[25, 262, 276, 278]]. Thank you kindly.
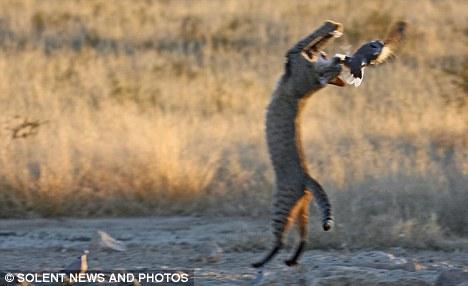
[[337, 21, 407, 86]]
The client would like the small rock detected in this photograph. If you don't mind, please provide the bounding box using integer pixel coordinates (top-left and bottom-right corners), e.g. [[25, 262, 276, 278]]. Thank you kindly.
[[391, 247, 407, 256], [0, 231, 17, 236], [90, 230, 127, 252], [67, 235, 92, 242], [350, 251, 409, 270], [435, 270, 468, 286], [63, 250, 89, 274], [197, 241, 223, 263], [404, 261, 426, 272]]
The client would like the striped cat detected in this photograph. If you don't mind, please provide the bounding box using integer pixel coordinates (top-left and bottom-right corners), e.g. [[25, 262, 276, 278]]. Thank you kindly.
[[252, 21, 345, 268]]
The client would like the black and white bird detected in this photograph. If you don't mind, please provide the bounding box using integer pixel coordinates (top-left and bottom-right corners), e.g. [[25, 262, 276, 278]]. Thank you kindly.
[[337, 21, 407, 86]]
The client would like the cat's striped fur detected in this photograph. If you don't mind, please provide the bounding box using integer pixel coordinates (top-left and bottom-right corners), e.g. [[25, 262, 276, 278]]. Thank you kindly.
[[252, 21, 344, 268]]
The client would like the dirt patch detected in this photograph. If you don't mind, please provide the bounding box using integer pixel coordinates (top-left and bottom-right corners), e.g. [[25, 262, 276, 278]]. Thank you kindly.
[[0, 217, 466, 285]]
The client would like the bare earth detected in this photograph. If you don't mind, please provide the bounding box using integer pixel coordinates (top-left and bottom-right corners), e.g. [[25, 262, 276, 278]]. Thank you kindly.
[[0, 217, 466, 286]]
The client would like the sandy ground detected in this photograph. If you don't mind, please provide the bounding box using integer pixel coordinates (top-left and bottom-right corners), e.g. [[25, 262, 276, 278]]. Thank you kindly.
[[0, 217, 467, 285]]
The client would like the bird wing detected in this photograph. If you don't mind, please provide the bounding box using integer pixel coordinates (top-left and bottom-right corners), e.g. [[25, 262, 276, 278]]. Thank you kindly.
[[372, 21, 407, 64], [372, 45, 393, 64], [343, 68, 364, 87]]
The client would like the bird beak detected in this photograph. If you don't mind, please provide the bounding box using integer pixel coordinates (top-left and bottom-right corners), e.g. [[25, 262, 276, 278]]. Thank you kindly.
[[328, 56, 346, 86], [328, 76, 346, 86]]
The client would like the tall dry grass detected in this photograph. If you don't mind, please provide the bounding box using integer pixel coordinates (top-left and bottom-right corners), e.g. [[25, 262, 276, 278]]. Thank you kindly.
[[0, 0, 466, 248]]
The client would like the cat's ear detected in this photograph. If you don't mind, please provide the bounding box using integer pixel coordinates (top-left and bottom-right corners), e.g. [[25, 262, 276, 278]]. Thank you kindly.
[[328, 76, 345, 86]]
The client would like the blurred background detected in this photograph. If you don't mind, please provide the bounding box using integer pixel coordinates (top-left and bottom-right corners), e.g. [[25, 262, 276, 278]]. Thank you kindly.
[[0, 0, 466, 248]]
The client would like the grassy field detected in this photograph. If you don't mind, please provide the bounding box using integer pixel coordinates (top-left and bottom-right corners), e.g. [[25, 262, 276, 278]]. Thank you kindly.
[[0, 0, 466, 248]]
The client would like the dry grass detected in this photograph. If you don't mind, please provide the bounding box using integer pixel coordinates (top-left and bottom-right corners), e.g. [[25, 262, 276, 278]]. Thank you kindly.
[[0, 0, 466, 248]]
